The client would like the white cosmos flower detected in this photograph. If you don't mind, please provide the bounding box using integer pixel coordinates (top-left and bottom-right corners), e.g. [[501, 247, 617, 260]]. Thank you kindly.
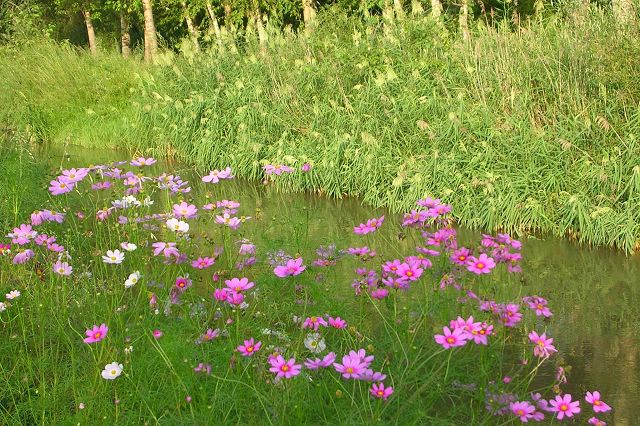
[[101, 362, 123, 380], [142, 197, 154, 207], [0, 302, 6, 312], [166, 218, 189, 233], [120, 242, 137, 252], [102, 249, 125, 264], [124, 271, 141, 288], [304, 333, 326, 354]]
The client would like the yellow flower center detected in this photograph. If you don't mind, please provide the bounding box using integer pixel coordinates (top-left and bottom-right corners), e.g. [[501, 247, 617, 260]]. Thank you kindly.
[[281, 365, 289, 372], [477, 263, 485, 269]]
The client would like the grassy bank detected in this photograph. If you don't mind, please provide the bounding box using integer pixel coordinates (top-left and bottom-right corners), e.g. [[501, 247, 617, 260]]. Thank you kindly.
[[1, 10, 640, 252]]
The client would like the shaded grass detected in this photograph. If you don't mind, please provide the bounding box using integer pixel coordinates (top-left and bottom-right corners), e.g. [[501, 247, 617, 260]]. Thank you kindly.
[[1, 10, 639, 251]]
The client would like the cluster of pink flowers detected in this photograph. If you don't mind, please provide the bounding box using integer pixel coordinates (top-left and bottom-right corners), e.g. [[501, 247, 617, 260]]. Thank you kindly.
[[49, 168, 89, 195], [528, 331, 557, 358], [212, 277, 255, 306], [434, 316, 495, 349], [523, 296, 553, 317], [353, 215, 385, 235]]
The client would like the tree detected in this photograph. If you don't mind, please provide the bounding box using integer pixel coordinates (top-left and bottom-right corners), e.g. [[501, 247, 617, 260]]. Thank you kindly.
[[181, 0, 200, 52], [82, 5, 98, 54], [141, 0, 158, 62]]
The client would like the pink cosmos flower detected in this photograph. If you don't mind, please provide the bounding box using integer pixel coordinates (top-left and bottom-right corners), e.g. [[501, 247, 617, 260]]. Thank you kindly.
[[130, 157, 156, 166], [13, 249, 34, 264], [501, 303, 523, 327], [510, 401, 536, 422], [226, 291, 245, 305], [395, 261, 423, 281], [225, 277, 255, 292], [301, 163, 312, 172], [84, 324, 108, 344], [274, 257, 306, 277], [194, 363, 212, 375], [371, 288, 389, 299], [370, 383, 394, 400], [268, 355, 301, 379], [197, 328, 220, 344], [153, 329, 163, 339], [469, 322, 493, 345], [434, 326, 468, 349], [239, 243, 256, 255], [152, 242, 180, 258], [263, 164, 294, 175], [237, 338, 262, 356], [528, 331, 557, 358], [49, 179, 74, 195], [53, 261, 73, 276], [549, 394, 580, 420], [585, 391, 611, 413], [202, 167, 232, 183], [333, 354, 367, 379], [8, 224, 37, 245], [328, 316, 347, 329], [173, 202, 197, 219], [588, 418, 607, 426], [59, 168, 88, 183], [192, 257, 216, 269], [213, 288, 230, 301], [302, 316, 328, 330], [466, 253, 496, 274], [450, 247, 471, 265], [304, 352, 336, 370]]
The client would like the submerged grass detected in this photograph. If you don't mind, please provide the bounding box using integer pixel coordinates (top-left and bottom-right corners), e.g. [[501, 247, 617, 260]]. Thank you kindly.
[[1, 10, 640, 252]]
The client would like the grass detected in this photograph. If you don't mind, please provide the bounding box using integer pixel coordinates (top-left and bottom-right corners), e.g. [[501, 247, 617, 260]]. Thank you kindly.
[[0, 152, 562, 424], [1, 9, 639, 252]]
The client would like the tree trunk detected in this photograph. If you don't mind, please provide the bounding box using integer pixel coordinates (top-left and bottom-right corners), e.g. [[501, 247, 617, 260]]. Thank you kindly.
[[393, 0, 405, 19], [206, 1, 224, 51], [613, 0, 636, 27], [254, 7, 267, 53], [181, 1, 200, 53], [302, 0, 316, 26], [459, 0, 470, 42], [411, 0, 424, 15], [120, 9, 131, 58], [142, 0, 158, 63], [431, 0, 443, 19], [82, 9, 97, 55]]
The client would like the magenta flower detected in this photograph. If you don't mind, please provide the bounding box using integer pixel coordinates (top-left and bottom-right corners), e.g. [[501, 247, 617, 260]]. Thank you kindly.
[[7, 224, 37, 245], [304, 352, 336, 370], [84, 324, 108, 344], [175, 276, 192, 292], [225, 277, 255, 292], [395, 261, 423, 281], [301, 163, 312, 172], [466, 253, 496, 274], [268, 355, 301, 379], [585, 391, 611, 413], [371, 288, 389, 299], [237, 338, 262, 357], [333, 353, 367, 379], [192, 257, 216, 269], [173, 202, 197, 219], [528, 331, 557, 358], [434, 326, 468, 349], [450, 247, 471, 265], [328, 316, 347, 329], [202, 167, 232, 183], [302, 316, 328, 330], [152, 242, 180, 258], [49, 179, 74, 195], [510, 401, 536, 422], [153, 329, 163, 339], [273, 257, 306, 277], [588, 417, 607, 426], [213, 288, 230, 301], [549, 394, 580, 420], [226, 291, 245, 305], [370, 383, 394, 400]]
